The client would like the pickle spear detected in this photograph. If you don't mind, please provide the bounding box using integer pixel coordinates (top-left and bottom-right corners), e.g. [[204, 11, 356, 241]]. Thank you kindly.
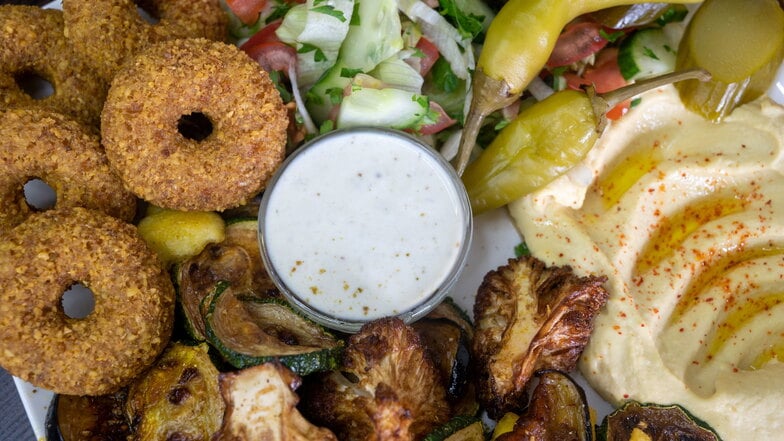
[[675, 0, 784, 121]]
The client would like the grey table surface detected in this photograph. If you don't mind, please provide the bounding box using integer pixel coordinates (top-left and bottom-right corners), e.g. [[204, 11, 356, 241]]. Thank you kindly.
[[1, 368, 35, 441]]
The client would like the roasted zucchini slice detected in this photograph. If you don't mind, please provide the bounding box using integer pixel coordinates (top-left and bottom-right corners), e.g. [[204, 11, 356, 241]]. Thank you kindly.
[[204, 282, 343, 375], [126, 342, 224, 441], [214, 362, 338, 441], [597, 401, 722, 441], [46, 390, 131, 441], [176, 219, 282, 341], [177, 243, 257, 341], [223, 218, 280, 297], [299, 317, 451, 441], [495, 370, 592, 441], [423, 415, 486, 441], [472, 255, 609, 419], [427, 297, 475, 342], [412, 317, 472, 402]]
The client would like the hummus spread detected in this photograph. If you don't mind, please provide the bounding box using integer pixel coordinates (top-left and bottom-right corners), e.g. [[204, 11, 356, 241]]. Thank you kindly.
[[509, 85, 784, 441]]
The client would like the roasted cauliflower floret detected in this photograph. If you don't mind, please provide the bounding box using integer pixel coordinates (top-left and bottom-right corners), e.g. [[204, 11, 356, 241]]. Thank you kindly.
[[472, 255, 609, 419], [300, 317, 450, 441], [214, 362, 337, 441]]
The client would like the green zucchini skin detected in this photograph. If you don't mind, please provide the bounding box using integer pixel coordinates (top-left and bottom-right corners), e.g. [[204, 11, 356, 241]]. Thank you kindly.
[[596, 401, 723, 441], [422, 415, 486, 441], [203, 282, 344, 376]]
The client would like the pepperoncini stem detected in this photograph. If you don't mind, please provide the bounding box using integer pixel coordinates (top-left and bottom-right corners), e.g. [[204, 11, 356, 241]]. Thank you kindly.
[[452, 68, 519, 176], [591, 68, 711, 132], [452, 0, 703, 175], [462, 69, 712, 215]]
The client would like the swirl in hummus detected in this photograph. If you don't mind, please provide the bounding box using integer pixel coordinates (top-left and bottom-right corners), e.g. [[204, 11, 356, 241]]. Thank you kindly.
[[509, 85, 784, 441]]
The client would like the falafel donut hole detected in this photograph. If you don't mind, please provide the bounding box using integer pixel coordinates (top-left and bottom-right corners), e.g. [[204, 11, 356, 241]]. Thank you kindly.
[[0, 109, 137, 233], [0, 207, 175, 396], [62, 0, 227, 83], [101, 38, 288, 212], [0, 6, 107, 127]]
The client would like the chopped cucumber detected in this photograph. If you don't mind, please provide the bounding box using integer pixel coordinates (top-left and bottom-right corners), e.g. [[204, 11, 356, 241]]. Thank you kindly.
[[369, 54, 424, 93], [305, 0, 404, 122], [275, 0, 355, 87], [618, 28, 677, 81], [336, 87, 436, 130]]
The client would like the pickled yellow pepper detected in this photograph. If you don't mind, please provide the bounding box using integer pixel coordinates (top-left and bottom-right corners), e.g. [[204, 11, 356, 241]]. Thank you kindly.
[[463, 69, 710, 215], [453, 0, 703, 175]]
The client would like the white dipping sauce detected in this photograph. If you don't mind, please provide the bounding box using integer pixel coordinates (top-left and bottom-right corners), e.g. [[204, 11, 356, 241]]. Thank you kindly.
[[259, 128, 471, 331]]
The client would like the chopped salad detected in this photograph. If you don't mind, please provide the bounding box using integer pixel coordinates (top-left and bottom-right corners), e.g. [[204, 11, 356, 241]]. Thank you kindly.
[[223, 0, 692, 158]]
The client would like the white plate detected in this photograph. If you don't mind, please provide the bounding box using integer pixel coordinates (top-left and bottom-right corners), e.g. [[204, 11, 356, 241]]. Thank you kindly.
[[13, 1, 784, 438]]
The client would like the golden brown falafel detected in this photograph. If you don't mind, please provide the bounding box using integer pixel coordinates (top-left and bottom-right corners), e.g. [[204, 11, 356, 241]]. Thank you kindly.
[[0, 5, 107, 127], [101, 38, 288, 212], [0, 108, 137, 233], [62, 0, 227, 82], [0, 207, 175, 396]]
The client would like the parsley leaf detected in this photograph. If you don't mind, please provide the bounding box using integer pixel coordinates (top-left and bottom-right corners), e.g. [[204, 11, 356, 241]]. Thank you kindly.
[[298, 43, 327, 62], [266, 0, 295, 23], [599, 29, 625, 43], [514, 242, 531, 258], [268, 70, 292, 102], [412, 95, 441, 127], [430, 57, 459, 93], [656, 5, 689, 26], [325, 87, 344, 105], [642, 46, 660, 60], [340, 67, 363, 78], [438, 0, 484, 40], [311, 5, 346, 22], [319, 120, 334, 134]]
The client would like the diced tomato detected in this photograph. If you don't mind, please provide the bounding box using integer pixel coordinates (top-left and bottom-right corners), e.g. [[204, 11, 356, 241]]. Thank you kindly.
[[417, 101, 456, 135], [226, 0, 268, 25], [240, 20, 297, 74], [562, 47, 630, 120], [605, 99, 632, 120], [546, 21, 612, 68], [243, 42, 297, 74], [227, 0, 305, 25], [581, 48, 627, 93], [240, 20, 284, 47], [414, 37, 440, 77]]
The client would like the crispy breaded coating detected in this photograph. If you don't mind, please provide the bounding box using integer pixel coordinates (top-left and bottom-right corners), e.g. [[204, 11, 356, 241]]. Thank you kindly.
[[0, 207, 175, 396], [101, 38, 288, 212], [0, 5, 107, 127], [0, 108, 137, 234], [62, 0, 227, 82]]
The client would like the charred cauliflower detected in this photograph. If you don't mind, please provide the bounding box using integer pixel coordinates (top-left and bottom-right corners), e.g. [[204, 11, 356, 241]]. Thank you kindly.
[[214, 361, 337, 441], [472, 255, 609, 419], [300, 317, 451, 441]]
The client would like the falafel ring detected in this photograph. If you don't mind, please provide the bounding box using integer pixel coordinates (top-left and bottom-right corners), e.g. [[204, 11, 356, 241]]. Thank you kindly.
[[101, 38, 288, 212], [62, 0, 227, 82], [0, 6, 106, 127], [0, 109, 137, 233], [0, 207, 175, 396]]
